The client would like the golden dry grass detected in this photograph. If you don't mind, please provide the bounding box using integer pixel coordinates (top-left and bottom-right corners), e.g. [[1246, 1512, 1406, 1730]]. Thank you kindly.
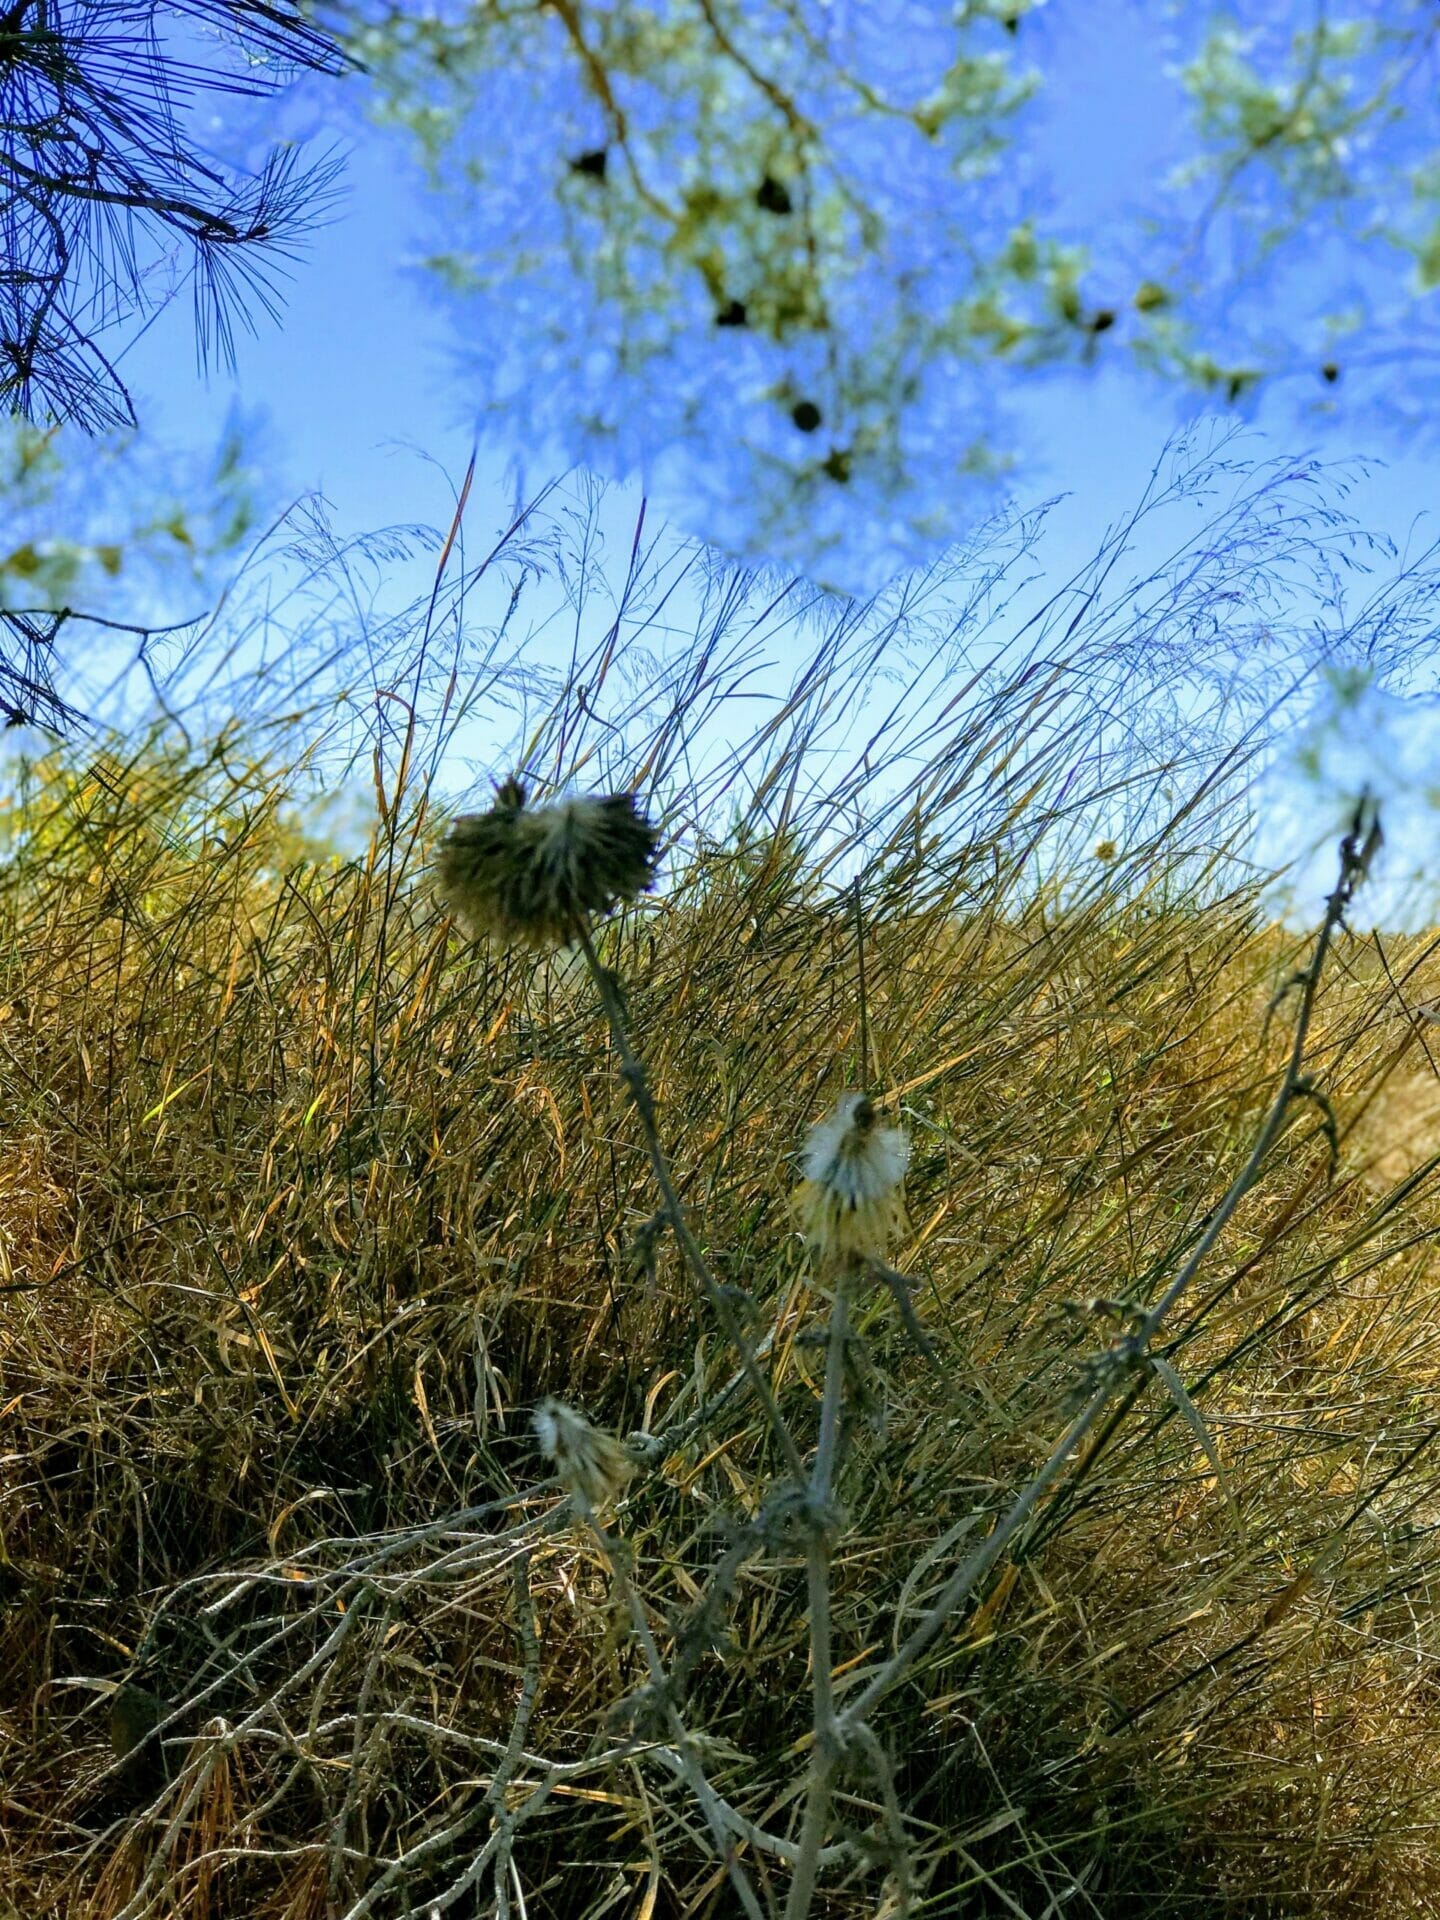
[[2, 696, 1440, 1917]]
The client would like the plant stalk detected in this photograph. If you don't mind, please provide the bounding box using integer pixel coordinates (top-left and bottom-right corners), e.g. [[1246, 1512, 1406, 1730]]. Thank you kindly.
[[577, 924, 806, 1482], [835, 824, 1364, 1738], [785, 1261, 852, 1920]]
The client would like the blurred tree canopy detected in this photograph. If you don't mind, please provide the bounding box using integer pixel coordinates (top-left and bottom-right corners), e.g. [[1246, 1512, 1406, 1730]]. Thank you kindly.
[[316, 2, 1440, 593], [0, 414, 262, 727], [5, 4, 1438, 720]]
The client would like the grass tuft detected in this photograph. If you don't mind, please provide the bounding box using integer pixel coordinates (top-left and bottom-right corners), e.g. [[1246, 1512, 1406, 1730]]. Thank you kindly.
[[4, 460, 1440, 1916]]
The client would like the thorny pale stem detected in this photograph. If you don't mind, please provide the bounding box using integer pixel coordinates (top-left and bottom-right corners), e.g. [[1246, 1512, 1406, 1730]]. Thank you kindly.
[[795, 819, 1374, 1872], [785, 1257, 853, 1920], [575, 923, 807, 1482]]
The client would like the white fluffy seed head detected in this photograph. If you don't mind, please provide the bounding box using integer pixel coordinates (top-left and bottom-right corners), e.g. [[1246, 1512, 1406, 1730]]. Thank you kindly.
[[533, 1396, 635, 1511], [801, 1092, 910, 1204], [793, 1092, 910, 1263]]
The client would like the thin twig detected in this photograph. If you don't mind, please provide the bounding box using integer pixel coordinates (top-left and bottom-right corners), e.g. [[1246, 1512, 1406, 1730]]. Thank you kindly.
[[587, 1510, 770, 1920]]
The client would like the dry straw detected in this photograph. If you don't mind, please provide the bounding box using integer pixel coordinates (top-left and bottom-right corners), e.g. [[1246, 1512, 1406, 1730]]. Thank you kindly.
[[12, 466, 1440, 1920]]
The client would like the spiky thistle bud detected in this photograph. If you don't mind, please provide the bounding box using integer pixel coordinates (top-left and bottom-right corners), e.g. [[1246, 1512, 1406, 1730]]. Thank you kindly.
[[791, 1091, 910, 1264], [436, 778, 660, 950], [533, 1397, 636, 1512]]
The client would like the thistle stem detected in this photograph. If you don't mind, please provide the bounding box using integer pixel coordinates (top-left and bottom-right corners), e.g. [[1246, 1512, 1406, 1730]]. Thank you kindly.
[[576, 925, 807, 1482], [785, 1261, 852, 1920], [833, 822, 1365, 1740]]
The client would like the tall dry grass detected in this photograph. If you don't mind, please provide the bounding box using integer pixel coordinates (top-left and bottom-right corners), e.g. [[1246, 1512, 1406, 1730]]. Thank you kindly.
[[4, 444, 1440, 1917]]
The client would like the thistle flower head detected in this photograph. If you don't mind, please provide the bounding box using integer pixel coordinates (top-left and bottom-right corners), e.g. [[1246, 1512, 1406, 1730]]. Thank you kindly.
[[791, 1091, 910, 1264], [533, 1396, 636, 1511], [436, 778, 660, 950]]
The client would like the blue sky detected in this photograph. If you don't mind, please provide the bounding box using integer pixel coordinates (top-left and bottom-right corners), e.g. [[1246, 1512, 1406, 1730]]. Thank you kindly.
[[9, 3, 1431, 923], [109, 8, 1437, 621], [118, 135, 463, 554], [50, 0, 1427, 887]]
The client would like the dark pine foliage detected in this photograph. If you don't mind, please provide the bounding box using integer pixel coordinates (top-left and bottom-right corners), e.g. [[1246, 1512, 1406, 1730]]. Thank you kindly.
[[0, 1, 348, 725]]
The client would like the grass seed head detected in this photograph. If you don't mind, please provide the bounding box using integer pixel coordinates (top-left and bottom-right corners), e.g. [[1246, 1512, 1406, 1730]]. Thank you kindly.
[[533, 1396, 637, 1511], [792, 1091, 910, 1263], [436, 777, 660, 950]]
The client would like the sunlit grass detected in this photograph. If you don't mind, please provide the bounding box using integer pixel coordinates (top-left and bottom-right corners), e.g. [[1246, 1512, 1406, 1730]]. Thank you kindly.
[[4, 452, 1440, 1916]]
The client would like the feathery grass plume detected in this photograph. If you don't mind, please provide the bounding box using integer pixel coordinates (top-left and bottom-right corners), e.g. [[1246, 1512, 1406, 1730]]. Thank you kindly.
[[436, 777, 660, 950], [533, 1397, 637, 1511], [792, 1092, 910, 1264]]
